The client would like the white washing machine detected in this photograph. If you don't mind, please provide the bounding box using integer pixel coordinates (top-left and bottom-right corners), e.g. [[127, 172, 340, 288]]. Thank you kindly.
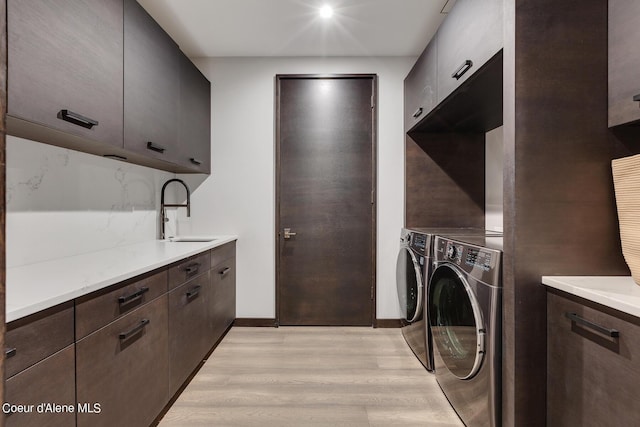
[[428, 235, 503, 427]]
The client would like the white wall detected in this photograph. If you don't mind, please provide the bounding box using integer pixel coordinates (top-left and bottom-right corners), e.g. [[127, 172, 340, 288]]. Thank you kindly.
[[180, 56, 414, 319], [6, 136, 175, 268]]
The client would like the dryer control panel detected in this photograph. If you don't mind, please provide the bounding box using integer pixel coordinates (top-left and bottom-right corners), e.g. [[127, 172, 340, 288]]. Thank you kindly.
[[434, 236, 502, 286]]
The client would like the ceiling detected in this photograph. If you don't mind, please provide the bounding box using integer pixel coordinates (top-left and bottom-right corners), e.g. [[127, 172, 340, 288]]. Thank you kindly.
[[137, 0, 455, 58]]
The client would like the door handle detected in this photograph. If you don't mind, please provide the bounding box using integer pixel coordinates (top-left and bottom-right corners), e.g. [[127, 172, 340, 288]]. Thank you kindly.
[[284, 228, 297, 239]]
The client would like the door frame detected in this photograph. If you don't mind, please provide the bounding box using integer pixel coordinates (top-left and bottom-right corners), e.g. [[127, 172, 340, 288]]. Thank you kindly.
[[274, 74, 378, 326]]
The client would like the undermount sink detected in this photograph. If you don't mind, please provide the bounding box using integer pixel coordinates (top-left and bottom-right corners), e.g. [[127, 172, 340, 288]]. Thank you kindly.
[[167, 236, 217, 242]]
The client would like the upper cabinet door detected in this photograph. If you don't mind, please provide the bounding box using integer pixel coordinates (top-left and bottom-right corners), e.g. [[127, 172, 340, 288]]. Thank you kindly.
[[609, 0, 640, 127], [404, 38, 437, 132], [7, 0, 124, 148], [124, 0, 180, 164], [179, 52, 212, 173], [436, 0, 503, 104]]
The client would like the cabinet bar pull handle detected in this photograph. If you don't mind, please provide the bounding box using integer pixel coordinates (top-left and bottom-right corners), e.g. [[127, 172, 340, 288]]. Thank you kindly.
[[186, 285, 202, 299], [219, 267, 231, 276], [452, 60, 473, 80], [118, 287, 150, 305], [190, 158, 202, 165], [5, 347, 17, 358], [184, 262, 200, 274], [633, 94, 640, 102], [412, 107, 423, 119], [58, 109, 99, 129], [119, 318, 150, 341], [147, 142, 166, 153], [565, 312, 619, 338], [184, 263, 200, 275]]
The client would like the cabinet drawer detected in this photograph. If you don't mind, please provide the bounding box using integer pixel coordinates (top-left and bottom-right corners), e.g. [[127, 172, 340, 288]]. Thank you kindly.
[[75, 268, 168, 339], [4, 345, 75, 427], [168, 251, 211, 289], [210, 242, 236, 268], [547, 291, 640, 426], [210, 257, 236, 342], [76, 295, 169, 427], [168, 271, 211, 395], [5, 302, 74, 378]]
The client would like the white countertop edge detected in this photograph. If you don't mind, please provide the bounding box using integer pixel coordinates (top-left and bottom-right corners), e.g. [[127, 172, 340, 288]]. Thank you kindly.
[[542, 276, 640, 318], [6, 236, 238, 323]]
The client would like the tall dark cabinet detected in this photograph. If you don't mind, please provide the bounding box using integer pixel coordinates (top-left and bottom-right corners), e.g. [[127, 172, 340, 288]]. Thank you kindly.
[[7, 0, 124, 148]]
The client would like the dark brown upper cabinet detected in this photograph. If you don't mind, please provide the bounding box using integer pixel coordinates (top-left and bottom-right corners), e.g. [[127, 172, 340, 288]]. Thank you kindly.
[[179, 51, 212, 173], [124, 0, 180, 165], [6, 0, 211, 174], [436, 0, 503, 105], [7, 0, 124, 148], [608, 0, 640, 127], [404, 38, 437, 132]]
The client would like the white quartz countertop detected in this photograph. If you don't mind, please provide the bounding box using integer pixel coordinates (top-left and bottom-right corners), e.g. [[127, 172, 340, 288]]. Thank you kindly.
[[6, 236, 238, 323], [542, 276, 640, 318]]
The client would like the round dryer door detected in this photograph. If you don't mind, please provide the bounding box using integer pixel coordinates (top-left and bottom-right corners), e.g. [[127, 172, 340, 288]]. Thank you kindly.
[[428, 264, 485, 379], [396, 247, 423, 323]]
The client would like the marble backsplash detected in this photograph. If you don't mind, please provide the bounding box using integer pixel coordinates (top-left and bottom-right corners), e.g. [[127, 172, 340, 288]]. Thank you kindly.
[[6, 136, 179, 268]]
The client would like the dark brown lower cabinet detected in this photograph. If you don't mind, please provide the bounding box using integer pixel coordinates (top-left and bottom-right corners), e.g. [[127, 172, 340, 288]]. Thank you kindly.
[[4, 345, 76, 427], [168, 271, 212, 396], [76, 295, 169, 427], [210, 256, 236, 342], [547, 291, 640, 426]]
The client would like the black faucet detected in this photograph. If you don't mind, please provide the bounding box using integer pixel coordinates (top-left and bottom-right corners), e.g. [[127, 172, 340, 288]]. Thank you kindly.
[[160, 178, 191, 239]]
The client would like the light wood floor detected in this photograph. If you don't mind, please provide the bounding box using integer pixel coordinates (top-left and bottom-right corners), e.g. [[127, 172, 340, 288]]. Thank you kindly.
[[158, 327, 464, 427]]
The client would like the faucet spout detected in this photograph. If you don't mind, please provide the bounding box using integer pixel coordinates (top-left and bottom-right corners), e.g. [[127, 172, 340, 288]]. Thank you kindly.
[[160, 178, 191, 239]]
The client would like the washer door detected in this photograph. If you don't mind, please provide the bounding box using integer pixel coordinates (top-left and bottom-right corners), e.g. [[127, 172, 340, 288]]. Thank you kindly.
[[396, 247, 423, 323], [428, 264, 485, 379]]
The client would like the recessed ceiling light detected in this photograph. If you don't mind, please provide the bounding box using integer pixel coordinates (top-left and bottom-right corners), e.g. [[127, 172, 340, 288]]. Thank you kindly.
[[319, 5, 334, 19]]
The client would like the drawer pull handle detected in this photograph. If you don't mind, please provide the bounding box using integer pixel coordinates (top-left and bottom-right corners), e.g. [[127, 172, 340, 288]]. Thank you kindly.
[[219, 267, 231, 276], [186, 285, 202, 299], [184, 263, 200, 275], [118, 287, 150, 305], [119, 319, 150, 341], [452, 59, 473, 80], [58, 109, 99, 129], [147, 142, 166, 153], [5, 347, 17, 358], [412, 107, 423, 119], [190, 158, 202, 165], [565, 312, 619, 338]]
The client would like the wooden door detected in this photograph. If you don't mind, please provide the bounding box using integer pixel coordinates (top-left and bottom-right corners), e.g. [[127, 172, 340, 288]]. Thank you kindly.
[[276, 75, 376, 326]]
